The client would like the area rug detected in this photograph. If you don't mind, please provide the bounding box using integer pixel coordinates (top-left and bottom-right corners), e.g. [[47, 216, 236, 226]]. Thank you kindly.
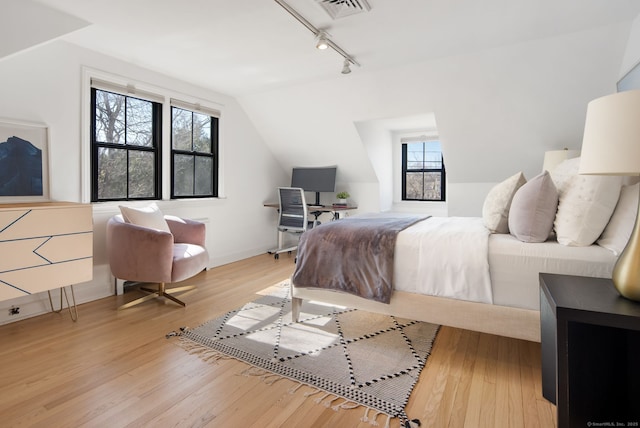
[[172, 282, 439, 427]]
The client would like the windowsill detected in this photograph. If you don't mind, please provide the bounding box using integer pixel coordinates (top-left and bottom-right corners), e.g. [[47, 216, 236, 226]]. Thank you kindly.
[[90, 197, 225, 214]]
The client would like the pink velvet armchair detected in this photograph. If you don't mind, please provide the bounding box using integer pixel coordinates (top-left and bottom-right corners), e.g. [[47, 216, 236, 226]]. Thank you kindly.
[[107, 214, 209, 309]]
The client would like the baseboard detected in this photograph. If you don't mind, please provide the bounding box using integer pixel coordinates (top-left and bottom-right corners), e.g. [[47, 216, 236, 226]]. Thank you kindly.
[[210, 247, 276, 268], [0, 265, 113, 326], [0, 249, 272, 326]]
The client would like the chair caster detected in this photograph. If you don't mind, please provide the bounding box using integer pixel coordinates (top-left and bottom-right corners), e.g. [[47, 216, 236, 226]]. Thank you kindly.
[[274, 253, 279, 260]]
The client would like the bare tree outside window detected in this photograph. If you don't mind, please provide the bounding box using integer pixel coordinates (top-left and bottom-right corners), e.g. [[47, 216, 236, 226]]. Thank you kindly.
[[402, 141, 445, 201], [171, 107, 217, 198], [91, 89, 160, 201]]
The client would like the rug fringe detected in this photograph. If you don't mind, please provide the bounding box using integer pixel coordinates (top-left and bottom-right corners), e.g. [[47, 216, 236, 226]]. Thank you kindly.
[[288, 382, 304, 394], [172, 329, 407, 428], [331, 398, 359, 411], [176, 338, 230, 364], [359, 408, 394, 428]]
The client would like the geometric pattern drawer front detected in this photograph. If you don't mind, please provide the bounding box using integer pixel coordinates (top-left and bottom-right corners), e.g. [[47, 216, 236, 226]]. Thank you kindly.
[[0, 207, 93, 240], [0, 259, 93, 299], [0, 203, 93, 302]]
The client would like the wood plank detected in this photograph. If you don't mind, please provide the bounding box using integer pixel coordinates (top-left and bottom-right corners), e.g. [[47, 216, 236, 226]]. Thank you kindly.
[[0, 253, 556, 427]]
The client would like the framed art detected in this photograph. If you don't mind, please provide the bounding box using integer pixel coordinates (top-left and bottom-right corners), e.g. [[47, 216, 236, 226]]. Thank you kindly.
[[0, 118, 49, 202]]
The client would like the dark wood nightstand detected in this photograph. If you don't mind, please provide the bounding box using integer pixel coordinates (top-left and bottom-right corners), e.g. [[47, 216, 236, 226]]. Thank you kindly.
[[540, 273, 640, 428]]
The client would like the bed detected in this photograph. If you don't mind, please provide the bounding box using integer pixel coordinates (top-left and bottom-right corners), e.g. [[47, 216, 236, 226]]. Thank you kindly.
[[290, 160, 637, 343]]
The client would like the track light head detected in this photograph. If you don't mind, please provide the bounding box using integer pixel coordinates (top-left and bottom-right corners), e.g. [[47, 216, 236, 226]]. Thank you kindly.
[[315, 31, 329, 50], [341, 58, 351, 74]]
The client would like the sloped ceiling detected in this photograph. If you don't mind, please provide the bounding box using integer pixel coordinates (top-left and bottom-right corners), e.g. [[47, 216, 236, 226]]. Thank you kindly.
[[14, 1, 640, 201], [29, 0, 640, 96], [1, 0, 89, 60]]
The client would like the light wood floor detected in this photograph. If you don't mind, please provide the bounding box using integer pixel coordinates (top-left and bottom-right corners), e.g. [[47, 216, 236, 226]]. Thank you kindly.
[[0, 254, 556, 427]]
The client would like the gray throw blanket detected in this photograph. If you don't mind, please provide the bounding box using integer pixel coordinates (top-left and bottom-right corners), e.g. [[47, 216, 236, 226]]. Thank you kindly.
[[292, 215, 429, 304]]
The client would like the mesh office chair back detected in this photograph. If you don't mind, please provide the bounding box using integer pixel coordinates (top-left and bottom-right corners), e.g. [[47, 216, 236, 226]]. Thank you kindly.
[[278, 187, 309, 232]]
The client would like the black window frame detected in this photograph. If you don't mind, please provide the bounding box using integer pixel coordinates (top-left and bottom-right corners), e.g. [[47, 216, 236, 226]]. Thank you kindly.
[[401, 141, 446, 202], [90, 88, 162, 202], [170, 106, 219, 199]]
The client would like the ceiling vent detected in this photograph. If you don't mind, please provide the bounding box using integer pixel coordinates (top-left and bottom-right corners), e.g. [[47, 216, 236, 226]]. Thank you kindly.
[[316, 0, 371, 20]]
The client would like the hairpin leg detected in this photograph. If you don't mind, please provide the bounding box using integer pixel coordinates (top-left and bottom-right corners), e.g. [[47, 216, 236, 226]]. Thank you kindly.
[[47, 285, 78, 322]]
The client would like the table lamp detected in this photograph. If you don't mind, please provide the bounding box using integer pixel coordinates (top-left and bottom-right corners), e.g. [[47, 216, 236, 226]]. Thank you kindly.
[[579, 90, 640, 301], [542, 148, 580, 173]]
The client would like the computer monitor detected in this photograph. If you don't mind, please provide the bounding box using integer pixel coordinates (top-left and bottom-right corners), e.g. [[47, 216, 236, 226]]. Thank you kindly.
[[291, 166, 337, 205]]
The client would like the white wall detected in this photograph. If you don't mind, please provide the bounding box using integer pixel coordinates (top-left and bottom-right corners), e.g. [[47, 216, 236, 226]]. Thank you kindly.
[[0, 41, 286, 324], [240, 22, 631, 216]]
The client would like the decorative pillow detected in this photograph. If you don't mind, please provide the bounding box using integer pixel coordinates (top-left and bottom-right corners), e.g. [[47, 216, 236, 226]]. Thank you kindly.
[[482, 172, 526, 233], [508, 171, 559, 243], [597, 183, 639, 255], [551, 157, 623, 246], [119, 203, 171, 233]]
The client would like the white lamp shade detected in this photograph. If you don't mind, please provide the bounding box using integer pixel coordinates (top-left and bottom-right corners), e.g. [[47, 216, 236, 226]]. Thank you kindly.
[[579, 90, 640, 176], [542, 149, 580, 172]]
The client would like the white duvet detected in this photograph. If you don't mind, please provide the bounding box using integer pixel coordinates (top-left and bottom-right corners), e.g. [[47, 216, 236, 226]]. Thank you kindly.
[[393, 216, 493, 304]]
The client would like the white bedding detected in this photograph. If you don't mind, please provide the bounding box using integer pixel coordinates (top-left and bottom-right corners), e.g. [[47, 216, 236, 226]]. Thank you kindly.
[[394, 217, 493, 304], [390, 215, 617, 310], [488, 233, 616, 310]]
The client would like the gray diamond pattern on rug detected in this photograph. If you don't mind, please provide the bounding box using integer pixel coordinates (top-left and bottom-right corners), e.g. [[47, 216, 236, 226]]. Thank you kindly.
[[179, 283, 439, 423]]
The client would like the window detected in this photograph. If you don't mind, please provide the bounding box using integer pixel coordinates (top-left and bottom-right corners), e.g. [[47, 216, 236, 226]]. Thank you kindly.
[[171, 106, 218, 198], [401, 139, 445, 201], [91, 88, 162, 201]]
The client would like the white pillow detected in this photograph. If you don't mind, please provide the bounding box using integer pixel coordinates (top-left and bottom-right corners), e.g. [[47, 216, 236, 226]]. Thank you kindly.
[[552, 157, 623, 246], [508, 171, 558, 243], [597, 183, 639, 255], [482, 172, 526, 233], [119, 203, 171, 233]]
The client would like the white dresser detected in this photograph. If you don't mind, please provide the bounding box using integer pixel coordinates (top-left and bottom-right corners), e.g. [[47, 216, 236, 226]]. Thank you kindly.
[[0, 202, 93, 302]]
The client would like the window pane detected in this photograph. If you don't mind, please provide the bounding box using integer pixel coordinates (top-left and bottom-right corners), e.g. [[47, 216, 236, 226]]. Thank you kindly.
[[174, 154, 194, 196], [405, 172, 424, 200], [193, 113, 211, 153], [126, 98, 153, 147], [194, 156, 213, 195], [172, 108, 192, 151], [128, 150, 155, 198], [97, 147, 127, 199], [422, 172, 442, 200], [406, 142, 425, 169], [95, 91, 125, 144], [406, 141, 443, 170], [424, 142, 442, 169]]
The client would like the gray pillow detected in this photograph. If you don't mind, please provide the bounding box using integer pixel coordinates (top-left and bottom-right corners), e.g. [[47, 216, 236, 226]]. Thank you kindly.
[[508, 171, 559, 243]]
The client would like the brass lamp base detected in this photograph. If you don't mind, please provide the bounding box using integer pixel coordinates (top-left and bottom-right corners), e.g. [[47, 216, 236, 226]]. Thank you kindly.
[[118, 282, 196, 310], [612, 198, 640, 302]]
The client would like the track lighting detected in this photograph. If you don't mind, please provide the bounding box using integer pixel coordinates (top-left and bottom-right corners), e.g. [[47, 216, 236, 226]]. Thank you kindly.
[[315, 32, 329, 50], [341, 59, 351, 74], [274, 0, 361, 74]]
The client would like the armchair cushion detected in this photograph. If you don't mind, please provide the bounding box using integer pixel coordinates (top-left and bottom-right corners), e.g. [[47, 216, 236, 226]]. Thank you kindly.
[[172, 243, 209, 282], [119, 203, 171, 233]]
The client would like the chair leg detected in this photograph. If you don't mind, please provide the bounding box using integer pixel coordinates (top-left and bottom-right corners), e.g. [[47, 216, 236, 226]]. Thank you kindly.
[[118, 282, 197, 310], [118, 291, 161, 310]]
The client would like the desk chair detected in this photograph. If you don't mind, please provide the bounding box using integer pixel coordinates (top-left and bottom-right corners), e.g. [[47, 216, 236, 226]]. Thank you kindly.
[[268, 187, 318, 259]]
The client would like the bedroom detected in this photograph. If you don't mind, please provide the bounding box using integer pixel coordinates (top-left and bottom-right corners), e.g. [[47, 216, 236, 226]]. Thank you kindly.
[[1, 0, 640, 426]]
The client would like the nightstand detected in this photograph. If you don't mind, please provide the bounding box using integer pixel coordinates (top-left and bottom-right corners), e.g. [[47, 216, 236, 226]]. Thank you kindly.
[[540, 273, 640, 428]]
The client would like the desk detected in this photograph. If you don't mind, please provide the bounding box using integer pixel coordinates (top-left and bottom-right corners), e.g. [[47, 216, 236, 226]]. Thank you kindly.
[[264, 203, 357, 259], [263, 203, 357, 220], [540, 273, 640, 427]]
